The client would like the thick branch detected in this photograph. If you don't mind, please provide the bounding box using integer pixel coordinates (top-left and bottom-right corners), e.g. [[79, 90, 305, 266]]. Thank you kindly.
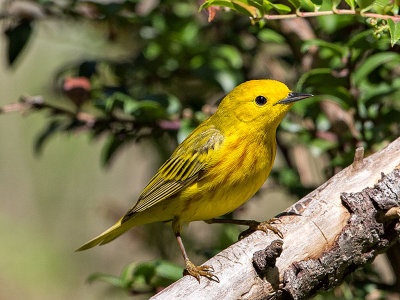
[[152, 137, 400, 300]]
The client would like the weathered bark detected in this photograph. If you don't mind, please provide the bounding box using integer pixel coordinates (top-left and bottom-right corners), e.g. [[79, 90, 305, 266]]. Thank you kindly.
[[151, 137, 400, 300]]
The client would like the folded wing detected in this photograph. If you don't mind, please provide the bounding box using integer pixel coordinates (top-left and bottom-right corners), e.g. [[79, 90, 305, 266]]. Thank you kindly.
[[121, 126, 224, 222]]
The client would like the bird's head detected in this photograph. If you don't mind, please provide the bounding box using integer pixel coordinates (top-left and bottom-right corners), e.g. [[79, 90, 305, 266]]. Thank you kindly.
[[215, 80, 313, 132]]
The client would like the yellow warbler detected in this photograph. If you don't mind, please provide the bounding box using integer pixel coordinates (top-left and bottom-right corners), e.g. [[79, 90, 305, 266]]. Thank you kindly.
[[77, 80, 313, 281]]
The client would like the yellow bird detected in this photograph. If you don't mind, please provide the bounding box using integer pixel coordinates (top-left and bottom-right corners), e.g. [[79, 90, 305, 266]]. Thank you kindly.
[[77, 80, 313, 281]]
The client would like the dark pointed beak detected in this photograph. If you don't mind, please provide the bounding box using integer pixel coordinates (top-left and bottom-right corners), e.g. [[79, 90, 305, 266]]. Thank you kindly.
[[274, 92, 314, 105]]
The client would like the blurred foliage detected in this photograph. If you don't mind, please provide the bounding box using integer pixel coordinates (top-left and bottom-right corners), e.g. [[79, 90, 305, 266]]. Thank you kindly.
[[313, 264, 393, 300], [88, 259, 183, 295], [1, 0, 400, 298]]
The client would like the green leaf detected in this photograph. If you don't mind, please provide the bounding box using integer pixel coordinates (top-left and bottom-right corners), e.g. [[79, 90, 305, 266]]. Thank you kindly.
[[120, 262, 139, 284], [347, 29, 374, 47], [287, 0, 301, 8], [200, 0, 256, 17], [296, 69, 349, 110], [302, 39, 348, 57], [297, 68, 333, 91], [344, 0, 356, 9], [87, 273, 124, 288], [105, 97, 116, 113], [166, 95, 181, 115], [200, 0, 222, 10], [101, 135, 126, 167], [311, 0, 322, 4], [133, 262, 157, 283], [388, 18, 400, 47], [144, 42, 161, 60], [246, 0, 264, 12], [300, 0, 321, 11], [310, 138, 337, 155], [232, 1, 258, 17], [360, 82, 399, 105], [180, 23, 199, 45], [5, 20, 33, 66], [215, 70, 241, 93], [215, 45, 243, 68], [258, 28, 285, 43], [353, 52, 400, 84], [356, 0, 374, 9], [280, 119, 304, 132], [154, 260, 183, 281], [317, 14, 355, 34], [124, 95, 166, 120], [34, 120, 62, 155], [269, 3, 292, 14], [124, 100, 160, 114], [276, 167, 300, 187], [173, 2, 194, 17], [331, 0, 341, 9]]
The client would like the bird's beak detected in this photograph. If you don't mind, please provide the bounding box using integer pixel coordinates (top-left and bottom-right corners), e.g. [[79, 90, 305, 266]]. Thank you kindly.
[[274, 92, 314, 105]]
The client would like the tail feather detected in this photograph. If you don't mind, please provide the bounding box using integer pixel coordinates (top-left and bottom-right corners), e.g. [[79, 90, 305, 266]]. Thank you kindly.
[[76, 217, 129, 251]]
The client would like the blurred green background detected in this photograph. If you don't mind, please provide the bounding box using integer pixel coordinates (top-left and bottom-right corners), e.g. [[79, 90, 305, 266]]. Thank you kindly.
[[0, 19, 151, 299], [0, 9, 294, 300], [1, 0, 400, 299]]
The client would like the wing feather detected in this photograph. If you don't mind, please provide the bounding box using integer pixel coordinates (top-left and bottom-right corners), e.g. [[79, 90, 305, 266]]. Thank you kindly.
[[121, 126, 224, 222]]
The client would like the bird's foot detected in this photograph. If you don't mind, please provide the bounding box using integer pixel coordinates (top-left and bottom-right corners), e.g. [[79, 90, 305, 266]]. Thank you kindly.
[[184, 259, 219, 283], [239, 218, 283, 240]]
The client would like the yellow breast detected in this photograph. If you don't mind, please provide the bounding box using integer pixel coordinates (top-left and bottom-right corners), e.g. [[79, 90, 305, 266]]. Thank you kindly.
[[178, 134, 276, 222]]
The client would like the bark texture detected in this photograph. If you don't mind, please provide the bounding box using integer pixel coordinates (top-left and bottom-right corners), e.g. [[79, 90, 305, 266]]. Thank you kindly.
[[151, 137, 400, 300]]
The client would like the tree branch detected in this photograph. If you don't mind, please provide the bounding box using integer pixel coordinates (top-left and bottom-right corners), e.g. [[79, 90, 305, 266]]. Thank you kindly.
[[0, 95, 180, 135], [263, 10, 400, 22], [152, 137, 400, 300]]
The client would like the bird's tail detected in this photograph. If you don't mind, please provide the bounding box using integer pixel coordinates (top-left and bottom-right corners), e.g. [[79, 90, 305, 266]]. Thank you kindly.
[[76, 217, 130, 251]]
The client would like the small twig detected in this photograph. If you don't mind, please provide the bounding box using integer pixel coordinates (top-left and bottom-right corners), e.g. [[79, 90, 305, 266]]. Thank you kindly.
[[352, 147, 365, 170], [0, 102, 27, 113], [263, 10, 400, 22], [16, 95, 98, 127]]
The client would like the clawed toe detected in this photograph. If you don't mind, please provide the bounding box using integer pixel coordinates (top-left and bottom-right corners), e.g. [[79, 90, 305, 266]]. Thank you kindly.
[[184, 260, 219, 282], [257, 221, 284, 239], [199, 265, 214, 272], [269, 217, 282, 224], [239, 219, 284, 239]]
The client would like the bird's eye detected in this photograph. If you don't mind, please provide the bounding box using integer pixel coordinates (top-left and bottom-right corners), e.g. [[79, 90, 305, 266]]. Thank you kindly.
[[255, 95, 267, 106]]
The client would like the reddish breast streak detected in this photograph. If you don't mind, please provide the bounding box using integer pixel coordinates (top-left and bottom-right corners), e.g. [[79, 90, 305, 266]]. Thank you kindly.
[[235, 148, 247, 170], [226, 139, 241, 152], [250, 156, 259, 170]]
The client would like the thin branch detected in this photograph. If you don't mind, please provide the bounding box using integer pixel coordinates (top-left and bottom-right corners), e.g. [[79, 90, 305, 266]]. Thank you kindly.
[[0, 95, 181, 134], [263, 9, 400, 22], [0, 95, 94, 122]]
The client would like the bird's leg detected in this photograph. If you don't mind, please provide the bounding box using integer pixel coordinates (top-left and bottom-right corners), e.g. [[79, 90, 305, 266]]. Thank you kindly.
[[205, 218, 283, 239], [172, 219, 219, 282]]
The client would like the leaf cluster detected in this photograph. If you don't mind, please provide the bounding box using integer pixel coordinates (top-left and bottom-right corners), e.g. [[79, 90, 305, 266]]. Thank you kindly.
[[87, 259, 182, 295], [292, 20, 400, 173]]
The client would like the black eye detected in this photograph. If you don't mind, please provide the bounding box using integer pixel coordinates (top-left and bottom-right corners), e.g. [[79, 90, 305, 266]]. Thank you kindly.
[[255, 95, 267, 106]]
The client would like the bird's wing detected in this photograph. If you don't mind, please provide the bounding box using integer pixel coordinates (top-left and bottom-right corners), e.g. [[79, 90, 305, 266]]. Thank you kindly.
[[121, 126, 224, 223]]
